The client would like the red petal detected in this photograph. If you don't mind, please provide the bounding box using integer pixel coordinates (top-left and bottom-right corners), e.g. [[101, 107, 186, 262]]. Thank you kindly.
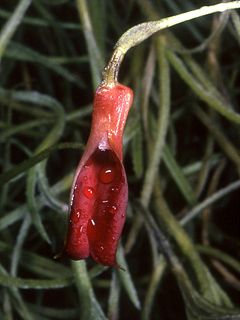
[[65, 83, 133, 266], [65, 147, 127, 266]]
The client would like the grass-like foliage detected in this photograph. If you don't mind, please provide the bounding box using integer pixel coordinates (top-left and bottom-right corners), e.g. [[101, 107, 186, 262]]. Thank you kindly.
[[1, 1, 240, 319]]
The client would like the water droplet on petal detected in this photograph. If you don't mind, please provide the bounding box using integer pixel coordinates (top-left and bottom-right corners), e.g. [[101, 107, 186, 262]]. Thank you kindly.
[[102, 199, 109, 204], [99, 167, 115, 184], [91, 219, 96, 226], [83, 186, 94, 199], [70, 194, 75, 206], [71, 210, 82, 223], [110, 186, 119, 192], [80, 225, 83, 233], [108, 205, 117, 215]]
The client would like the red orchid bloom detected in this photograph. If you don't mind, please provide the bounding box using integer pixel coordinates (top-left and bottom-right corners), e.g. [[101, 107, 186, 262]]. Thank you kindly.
[[65, 83, 133, 266]]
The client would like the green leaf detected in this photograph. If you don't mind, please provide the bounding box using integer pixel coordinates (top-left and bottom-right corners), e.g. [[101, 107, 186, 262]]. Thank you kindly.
[[0, 240, 71, 278], [5, 42, 85, 87], [71, 261, 107, 320], [0, 0, 32, 58], [131, 128, 144, 178], [0, 143, 82, 186], [117, 244, 141, 310], [0, 273, 73, 289], [162, 144, 197, 206]]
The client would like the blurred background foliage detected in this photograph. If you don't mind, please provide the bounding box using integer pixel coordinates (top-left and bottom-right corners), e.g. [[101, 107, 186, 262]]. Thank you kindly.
[[0, 0, 240, 319]]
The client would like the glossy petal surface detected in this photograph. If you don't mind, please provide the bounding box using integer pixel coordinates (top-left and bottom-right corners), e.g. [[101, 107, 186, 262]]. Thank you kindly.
[[65, 84, 133, 266]]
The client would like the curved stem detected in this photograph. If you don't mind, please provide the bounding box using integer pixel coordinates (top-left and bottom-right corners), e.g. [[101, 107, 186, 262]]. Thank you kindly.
[[102, 47, 124, 86], [102, 1, 240, 85]]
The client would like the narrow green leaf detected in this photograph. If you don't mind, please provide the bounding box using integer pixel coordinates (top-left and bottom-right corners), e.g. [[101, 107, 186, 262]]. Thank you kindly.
[[108, 271, 120, 320], [131, 128, 144, 178], [26, 170, 51, 243], [167, 50, 240, 124], [76, 0, 104, 88], [27, 304, 77, 319], [181, 180, 240, 225], [88, 0, 106, 57], [0, 119, 51, 141], [0, 273, 73, 289], [117, 244, 141, 310], [0, 143, 82, 186], [0, 241, 71, 278], [71, 260, 107, 320], [5, 42, 84, 87], [162, 145, 197, 206], [141, 39, 170, 206], [142, 257, 167, 320], [197, 245, 240, 274], [0, 0, 32, 58], [0, 8, 81, 29]]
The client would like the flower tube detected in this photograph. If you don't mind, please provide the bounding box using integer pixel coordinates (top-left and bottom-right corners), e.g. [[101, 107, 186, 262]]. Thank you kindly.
[[65, 83, 133, 266]]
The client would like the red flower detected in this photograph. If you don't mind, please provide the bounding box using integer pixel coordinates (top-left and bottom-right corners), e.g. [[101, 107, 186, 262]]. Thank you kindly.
[[65, 83, 133, 266]]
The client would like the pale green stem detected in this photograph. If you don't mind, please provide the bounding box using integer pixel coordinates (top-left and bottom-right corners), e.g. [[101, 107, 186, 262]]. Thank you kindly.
[[116, 2, 240, 53], [103, 1, 240, 85], [71, 261, 106, 320]]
